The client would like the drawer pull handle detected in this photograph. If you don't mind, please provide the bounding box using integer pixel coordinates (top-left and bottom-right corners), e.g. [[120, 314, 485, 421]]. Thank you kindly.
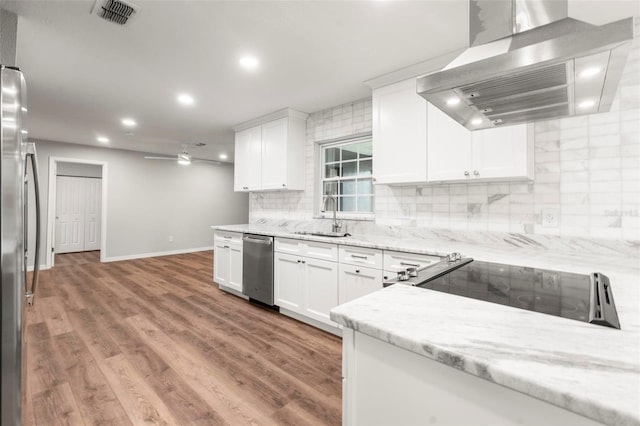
[[223, 245, 229, 249], [297, 260, 301, 263], [355, 269, 360, 273], [400, 261, 419, 267], [351, 255, 368, 260]]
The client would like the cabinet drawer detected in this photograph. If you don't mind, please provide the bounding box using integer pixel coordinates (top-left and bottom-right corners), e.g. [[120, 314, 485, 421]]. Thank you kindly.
[[275, 237, 338, 262], [383, 251, 442, 273], [214, 231, 243, 246], [339, 246, 383, 269]]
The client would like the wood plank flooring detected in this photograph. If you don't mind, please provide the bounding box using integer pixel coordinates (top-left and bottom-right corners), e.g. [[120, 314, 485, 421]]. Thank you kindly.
[[25, 251, 342, 425]]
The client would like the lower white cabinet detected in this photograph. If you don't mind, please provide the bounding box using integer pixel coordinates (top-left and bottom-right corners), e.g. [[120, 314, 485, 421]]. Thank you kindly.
[[213, 232, 243, 293], [338, 264, 383, 305], [274, 251, 338, 327]]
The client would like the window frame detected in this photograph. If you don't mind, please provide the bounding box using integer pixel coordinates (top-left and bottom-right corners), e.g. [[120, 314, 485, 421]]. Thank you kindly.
[[317, 135, 374, 220]]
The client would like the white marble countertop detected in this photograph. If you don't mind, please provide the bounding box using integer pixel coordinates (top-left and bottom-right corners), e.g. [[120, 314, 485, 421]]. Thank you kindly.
[[212, 222, 640, 425]]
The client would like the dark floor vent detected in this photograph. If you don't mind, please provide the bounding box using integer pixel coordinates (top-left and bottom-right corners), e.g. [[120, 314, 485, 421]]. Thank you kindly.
[[92, 0, 139, 25]]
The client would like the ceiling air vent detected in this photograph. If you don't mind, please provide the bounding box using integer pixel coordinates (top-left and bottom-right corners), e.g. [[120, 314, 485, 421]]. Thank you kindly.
[[91, 0, 140, 25]]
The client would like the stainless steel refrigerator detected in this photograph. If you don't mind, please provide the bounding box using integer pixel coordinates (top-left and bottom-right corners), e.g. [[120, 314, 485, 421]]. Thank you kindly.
[[1, 65, 41, 425]]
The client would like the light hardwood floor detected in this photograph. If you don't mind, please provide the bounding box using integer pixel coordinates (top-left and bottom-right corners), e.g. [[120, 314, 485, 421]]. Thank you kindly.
[[24, 251, 342, 425]]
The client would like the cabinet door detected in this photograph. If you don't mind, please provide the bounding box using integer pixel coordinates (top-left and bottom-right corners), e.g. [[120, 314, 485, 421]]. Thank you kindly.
[[373, 79, 428, 184], [213, 243, 229, 286], [304, 258, 339, 326], [426, 103, 473, 182], [471, 124, 532, 180], [261, 117, 289, 190], [339, 264, 383, 305], [227, 244, 243, 293], [274, 252, 303, 313], [234, 125, 262, 191]]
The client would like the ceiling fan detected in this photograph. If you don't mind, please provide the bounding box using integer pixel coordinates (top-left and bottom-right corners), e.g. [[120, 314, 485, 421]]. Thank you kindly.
[[144, 144, 221, 165]]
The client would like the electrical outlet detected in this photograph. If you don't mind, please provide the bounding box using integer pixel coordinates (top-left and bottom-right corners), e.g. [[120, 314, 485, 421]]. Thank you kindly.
[[168, 235, 174, 243], [541, 208, 559, 228]]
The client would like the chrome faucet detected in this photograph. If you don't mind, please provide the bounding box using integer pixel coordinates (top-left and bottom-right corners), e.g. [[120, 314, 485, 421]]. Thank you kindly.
[[321, 195, 342, 233]]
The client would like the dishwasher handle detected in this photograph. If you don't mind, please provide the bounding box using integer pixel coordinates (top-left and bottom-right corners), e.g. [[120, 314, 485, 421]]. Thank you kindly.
[[243, 235, 273, 245]]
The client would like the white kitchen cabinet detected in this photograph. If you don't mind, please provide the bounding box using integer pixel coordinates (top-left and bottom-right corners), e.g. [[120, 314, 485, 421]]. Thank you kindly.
[[233, 125, 262, 191], [233, 108, 308, 192], [213, 231, 243, 293], [274, 238, 339, 327], [427, 103, 533, 183], [372, 78, 428, 184], [372, 77, 533, 185], [338, 264, 383, 305]]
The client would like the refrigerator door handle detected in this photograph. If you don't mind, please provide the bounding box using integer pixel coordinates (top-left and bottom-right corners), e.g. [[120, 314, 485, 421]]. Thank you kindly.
[[25, 144, 41, 306]]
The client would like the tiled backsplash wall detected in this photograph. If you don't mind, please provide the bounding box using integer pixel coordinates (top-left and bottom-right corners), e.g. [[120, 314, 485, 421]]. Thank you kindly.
[[250, 22, 640, 241]]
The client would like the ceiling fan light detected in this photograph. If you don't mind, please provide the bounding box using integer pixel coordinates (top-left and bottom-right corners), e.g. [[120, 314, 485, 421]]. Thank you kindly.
[[178, 159, 191, 165]]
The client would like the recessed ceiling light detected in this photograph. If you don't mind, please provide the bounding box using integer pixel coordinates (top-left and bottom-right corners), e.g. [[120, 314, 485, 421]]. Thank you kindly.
[[446, 97, 461, 106], [219, 153, 228, 160], [579, 67, 601, 78], [121, 118, 137, 127], [471, 118, 483, 125], [97, 136, 109, 143], [177, 93, 195, 106], [578, 100, 596, 109], [239, 56, 259, 70]]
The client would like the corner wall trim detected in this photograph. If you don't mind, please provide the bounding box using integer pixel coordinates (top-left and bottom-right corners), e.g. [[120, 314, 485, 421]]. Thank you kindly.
[[102, 246, 213, 263]]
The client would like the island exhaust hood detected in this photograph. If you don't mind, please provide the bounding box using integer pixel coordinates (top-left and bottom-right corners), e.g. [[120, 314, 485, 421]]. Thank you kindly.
[[417, 0, 635, 130]]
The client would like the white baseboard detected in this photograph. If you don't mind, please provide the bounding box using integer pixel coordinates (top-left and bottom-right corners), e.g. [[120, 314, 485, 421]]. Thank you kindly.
[[102, 246, 213, 263], [279, 308, 342, 337], [27, 264, 49, 272]]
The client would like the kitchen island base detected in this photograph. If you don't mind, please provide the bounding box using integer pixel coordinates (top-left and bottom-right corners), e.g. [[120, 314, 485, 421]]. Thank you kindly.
[[342, 329, 602, 426]]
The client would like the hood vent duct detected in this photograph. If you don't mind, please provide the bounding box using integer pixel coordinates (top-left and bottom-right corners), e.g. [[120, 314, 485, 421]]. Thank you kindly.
[[91, 0, 139, 25], [417, 0, 635, 130]]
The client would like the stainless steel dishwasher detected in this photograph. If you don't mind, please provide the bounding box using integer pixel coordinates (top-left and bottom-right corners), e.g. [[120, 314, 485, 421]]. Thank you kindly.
[[242, 234, 274, 305]]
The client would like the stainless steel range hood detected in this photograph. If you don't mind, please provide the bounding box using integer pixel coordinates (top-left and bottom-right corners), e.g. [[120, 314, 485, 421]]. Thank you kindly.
[[417, 0, 635, 130]]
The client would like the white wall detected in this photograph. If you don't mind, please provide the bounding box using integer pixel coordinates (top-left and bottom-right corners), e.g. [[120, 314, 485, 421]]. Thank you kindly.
[[30, 139, 248, 266]]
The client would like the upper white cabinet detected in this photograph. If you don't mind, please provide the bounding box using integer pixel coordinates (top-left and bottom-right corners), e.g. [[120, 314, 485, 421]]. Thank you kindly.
[[372, 78, 533, 185], [233, 108, 308, 192], [372, 78, 428, 184], [427, 103, 533, 182]]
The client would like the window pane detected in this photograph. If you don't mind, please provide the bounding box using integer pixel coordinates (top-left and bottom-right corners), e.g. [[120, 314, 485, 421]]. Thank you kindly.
[[341, 144, 358, 161], [357, 178, 373, 195], [359, 159, 372, 176], [357, 141, 373, 159], [340, 196, 357, 212], [342, 161, 357, 177], [325, 164, 340, 178], [357, 196, 373, 212], [340, 179, 356, 196], [323, 182, 338, 196], [325, 147, 339, 163]]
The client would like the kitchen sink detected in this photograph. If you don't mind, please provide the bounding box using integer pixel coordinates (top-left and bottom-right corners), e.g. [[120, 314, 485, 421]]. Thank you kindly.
[[293, 231, 351, 238]]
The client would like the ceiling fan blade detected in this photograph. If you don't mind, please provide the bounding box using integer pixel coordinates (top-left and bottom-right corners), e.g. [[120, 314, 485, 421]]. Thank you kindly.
[[192, 159, 222, 165], [144, 156, 178, 161]]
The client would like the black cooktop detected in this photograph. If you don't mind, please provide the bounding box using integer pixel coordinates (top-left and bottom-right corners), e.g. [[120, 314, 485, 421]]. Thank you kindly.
[[387, 259, 620, 329]]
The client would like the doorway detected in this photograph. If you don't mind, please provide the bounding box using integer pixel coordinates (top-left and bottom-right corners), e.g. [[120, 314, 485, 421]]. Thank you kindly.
[[46, 157, 108, 268]]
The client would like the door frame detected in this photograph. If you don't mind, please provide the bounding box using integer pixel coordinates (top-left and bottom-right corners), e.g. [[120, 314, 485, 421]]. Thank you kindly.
[[46, 157, 108, 268]]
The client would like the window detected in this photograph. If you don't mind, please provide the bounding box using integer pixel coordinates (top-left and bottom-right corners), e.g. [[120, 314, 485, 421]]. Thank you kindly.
[[320, 139, 374, 214]]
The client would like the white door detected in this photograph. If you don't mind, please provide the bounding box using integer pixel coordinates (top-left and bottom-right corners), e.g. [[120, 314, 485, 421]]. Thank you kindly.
[[472, 124, 530, 180], [83, 178, 102, 251], [227, 244, 243, 293], [338, 264, 383, 305], [304, 257, 339, 326], [274, 252, 303, 313], [213, 244, 229, 286], [373, 79, 428, 184], [261, 117, 288, 190], [234, 125, 262, 191], [426, 103, 473, 182], [55, 176, 85, 254]]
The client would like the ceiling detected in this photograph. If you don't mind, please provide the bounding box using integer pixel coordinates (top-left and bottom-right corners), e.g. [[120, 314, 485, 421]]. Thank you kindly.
[[4, 1, 639, 162]]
